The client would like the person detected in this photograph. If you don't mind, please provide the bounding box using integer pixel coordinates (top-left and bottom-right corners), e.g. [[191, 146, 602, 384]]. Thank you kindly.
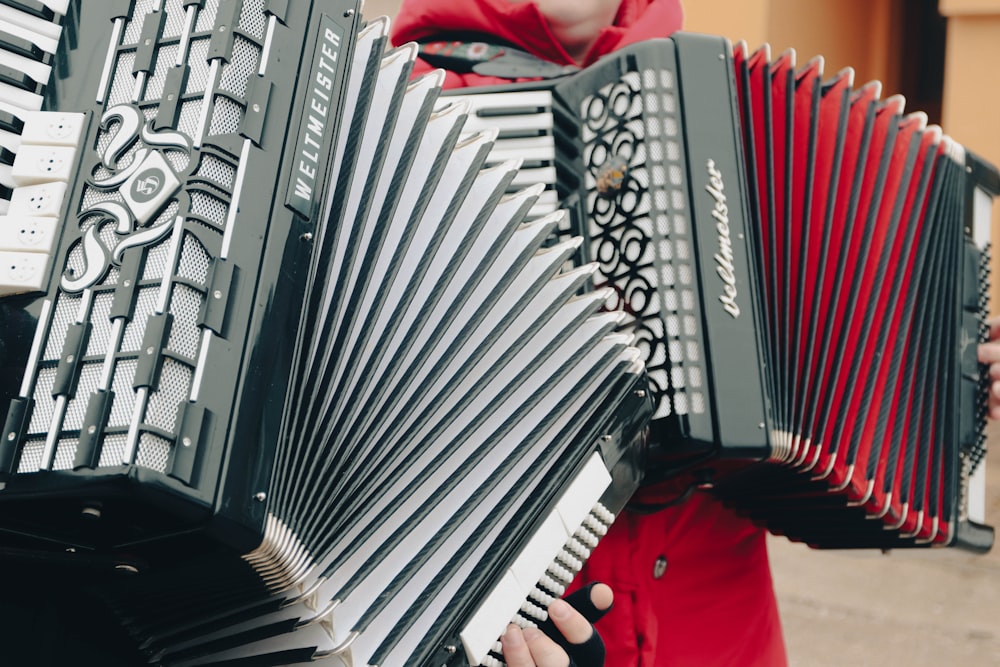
[[392, 2, 1000, 666]]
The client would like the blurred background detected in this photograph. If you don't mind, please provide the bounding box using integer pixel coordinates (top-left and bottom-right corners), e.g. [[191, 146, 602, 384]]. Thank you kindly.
[[365, 0, 1000, 664]]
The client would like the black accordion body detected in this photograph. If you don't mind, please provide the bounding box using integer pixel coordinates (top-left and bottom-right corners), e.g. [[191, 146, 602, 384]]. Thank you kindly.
[[0, 1, 994, 666]]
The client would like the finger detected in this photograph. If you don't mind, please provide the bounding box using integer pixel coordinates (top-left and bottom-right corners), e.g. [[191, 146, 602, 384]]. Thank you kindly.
[[990, 362, 1000, 382], [502, 624, 540, 667], [548, 598, 595, 645], [563, 583, 614, 625], [523, 626, 571, 667], [978, 342, 1000, 365], [989, 316, 1000, 341]]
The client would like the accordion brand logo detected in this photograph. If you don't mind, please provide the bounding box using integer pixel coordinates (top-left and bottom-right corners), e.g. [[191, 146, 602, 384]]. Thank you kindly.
[[61, 104, 190, 293], [706, 159, 741, 319], [285, 16, 346, 221]]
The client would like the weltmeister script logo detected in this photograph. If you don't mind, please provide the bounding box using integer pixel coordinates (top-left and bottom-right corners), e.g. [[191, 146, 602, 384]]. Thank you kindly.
[[706, 159, 741, 319], [62, 105, 191, 293]]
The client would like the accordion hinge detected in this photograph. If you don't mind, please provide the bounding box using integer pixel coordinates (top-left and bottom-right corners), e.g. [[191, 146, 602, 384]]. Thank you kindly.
[[242, 513, 316, 592]]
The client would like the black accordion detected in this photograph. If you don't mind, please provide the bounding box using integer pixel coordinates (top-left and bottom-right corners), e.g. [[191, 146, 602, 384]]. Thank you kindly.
[[448, 33, 998, 552], [0, 1, 995, 666], [0, 2, 650, 666]]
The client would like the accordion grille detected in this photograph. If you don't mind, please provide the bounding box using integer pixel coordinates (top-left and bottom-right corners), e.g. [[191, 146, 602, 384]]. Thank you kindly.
[[579, 69, 706, 420]]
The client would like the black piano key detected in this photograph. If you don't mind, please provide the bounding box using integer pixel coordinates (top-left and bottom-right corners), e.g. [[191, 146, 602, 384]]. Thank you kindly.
[[0, 110, 23, 133], [0, 28, 44, 61], [0, 63, 38, 92], [0, 183, 12, 200], [0, 0, 55, 21], [0, 146, 14, 165]]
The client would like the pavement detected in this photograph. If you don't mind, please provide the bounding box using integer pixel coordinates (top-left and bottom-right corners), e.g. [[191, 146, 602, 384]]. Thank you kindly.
[[769, 423, 1000, 667]]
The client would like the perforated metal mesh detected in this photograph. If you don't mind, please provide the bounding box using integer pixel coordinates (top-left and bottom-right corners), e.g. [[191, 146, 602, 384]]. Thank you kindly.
[[168, 284, 204, 360], [51, 438, 78, 471], [144, 44, 181, 100], [63, 364, 104, 432], [136, 433, 172, 472], [122, 289, 161, 352], [239, 0, 267, 39], [190, 191, 228, 229], [109, 52, 138, 107], [161, 0, 188, 39], [122, 0, 156, 45], [195, 0, 220, 32], [143, 239, 173, 283], [185, 39, 212, 93], [108, 359, 139, 428], [219, 36, 261, 98], [145, 359, 191, 433], [27, 368, 56, 434], [209, 97, 243, 136], [99, 433, 129, 468], [175, 238, 210, 287], [85, 292, 115, 357], [198, 155, 236, 190], [177, 100, 204, 140], [43, 293, 81, 361], [580, 68, 702, 419], [16, 439, 45, 474]]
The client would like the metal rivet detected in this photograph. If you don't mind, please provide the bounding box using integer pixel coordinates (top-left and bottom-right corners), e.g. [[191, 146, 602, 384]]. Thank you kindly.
[[601, 434, 613, 442], [344, 9, 354, 17], [124, 279, 132, 287], [636, 389, 647, 398], [66, 354, 74, 363], [214, 290, 223, 299], [87, 425, 97, 435], [653, 555, 668, 579], [758, 422, 765, 429], [254, 492, 267, 502], [145, 38, 152, 46], [147, 347, 155, 355], [444, 646, 457, 655], [253, 103, 260, 113], [82, 506, 101, 519], [301, 232, 314, 242], [6, 433, 14, 442], [182, 437, 192, 447]]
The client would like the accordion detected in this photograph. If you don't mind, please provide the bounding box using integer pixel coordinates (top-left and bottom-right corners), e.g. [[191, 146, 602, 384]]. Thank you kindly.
[[0, 2, 650, 666], [448, 33, 998, 552]]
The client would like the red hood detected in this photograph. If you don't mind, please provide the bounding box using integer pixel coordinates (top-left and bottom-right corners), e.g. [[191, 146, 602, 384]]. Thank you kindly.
[[391, 0, 684, 87]]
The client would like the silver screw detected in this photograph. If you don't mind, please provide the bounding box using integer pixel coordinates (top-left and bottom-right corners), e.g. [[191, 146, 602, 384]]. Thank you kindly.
[[254, 492, 267, 502]]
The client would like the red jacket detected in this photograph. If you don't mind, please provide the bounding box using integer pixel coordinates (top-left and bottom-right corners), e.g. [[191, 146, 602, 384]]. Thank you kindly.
[[392, 2, 788, 665]]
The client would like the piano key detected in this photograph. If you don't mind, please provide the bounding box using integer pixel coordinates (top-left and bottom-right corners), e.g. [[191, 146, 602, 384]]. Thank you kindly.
[[19, 111, 85, 146], [0, 109, 22, 134], [0, 0, 54, 21], [0, 6, 61, 51], [7, 180, 66, 217], [0, 63, 40, 92], [0, 215, 57, 253], [11, 144, 76, 185], [0, 248, 48, 294], [0, 128, 22, 152], [40, 0, 70, 14], [0, 27, 44, 61], [0, 146, 13, 165], [459, 454, 613, 666], [0, 81, 43, 111], [0, 45, 52, 86]]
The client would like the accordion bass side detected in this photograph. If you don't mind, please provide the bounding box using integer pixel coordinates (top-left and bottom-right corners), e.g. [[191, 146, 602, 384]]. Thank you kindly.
[[449, 33, 998, 552], [0, 2, 652, 666]]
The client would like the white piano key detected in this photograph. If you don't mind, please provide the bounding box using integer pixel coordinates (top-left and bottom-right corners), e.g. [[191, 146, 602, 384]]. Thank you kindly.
[[0, 45, 52, 88], [0, 215, 57, 252], [510, 165, 557, 187], [0, 128, 22, 151], [0, 249, 47, 294], [487, 139, 555, 164], [42, 0, 71, 13], [968, 458, 986, 525], [0, 80, 44, 111], [19, 111, 86, 146], [0, 5, 62, 47], [0, 200, 8, 215], [0, 163, 13, 188], [11, 144, 76, 184], [460, 571, 525, 666], [8, 180, 65, 216]]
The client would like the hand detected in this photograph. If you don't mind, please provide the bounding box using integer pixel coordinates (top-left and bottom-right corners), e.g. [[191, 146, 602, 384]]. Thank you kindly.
[[979, 316, 1000, 420], [500, 583, 613, 667]]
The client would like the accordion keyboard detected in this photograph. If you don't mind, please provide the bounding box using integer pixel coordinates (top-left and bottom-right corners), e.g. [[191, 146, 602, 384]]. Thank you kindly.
[[0, 1, 74, 294]]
